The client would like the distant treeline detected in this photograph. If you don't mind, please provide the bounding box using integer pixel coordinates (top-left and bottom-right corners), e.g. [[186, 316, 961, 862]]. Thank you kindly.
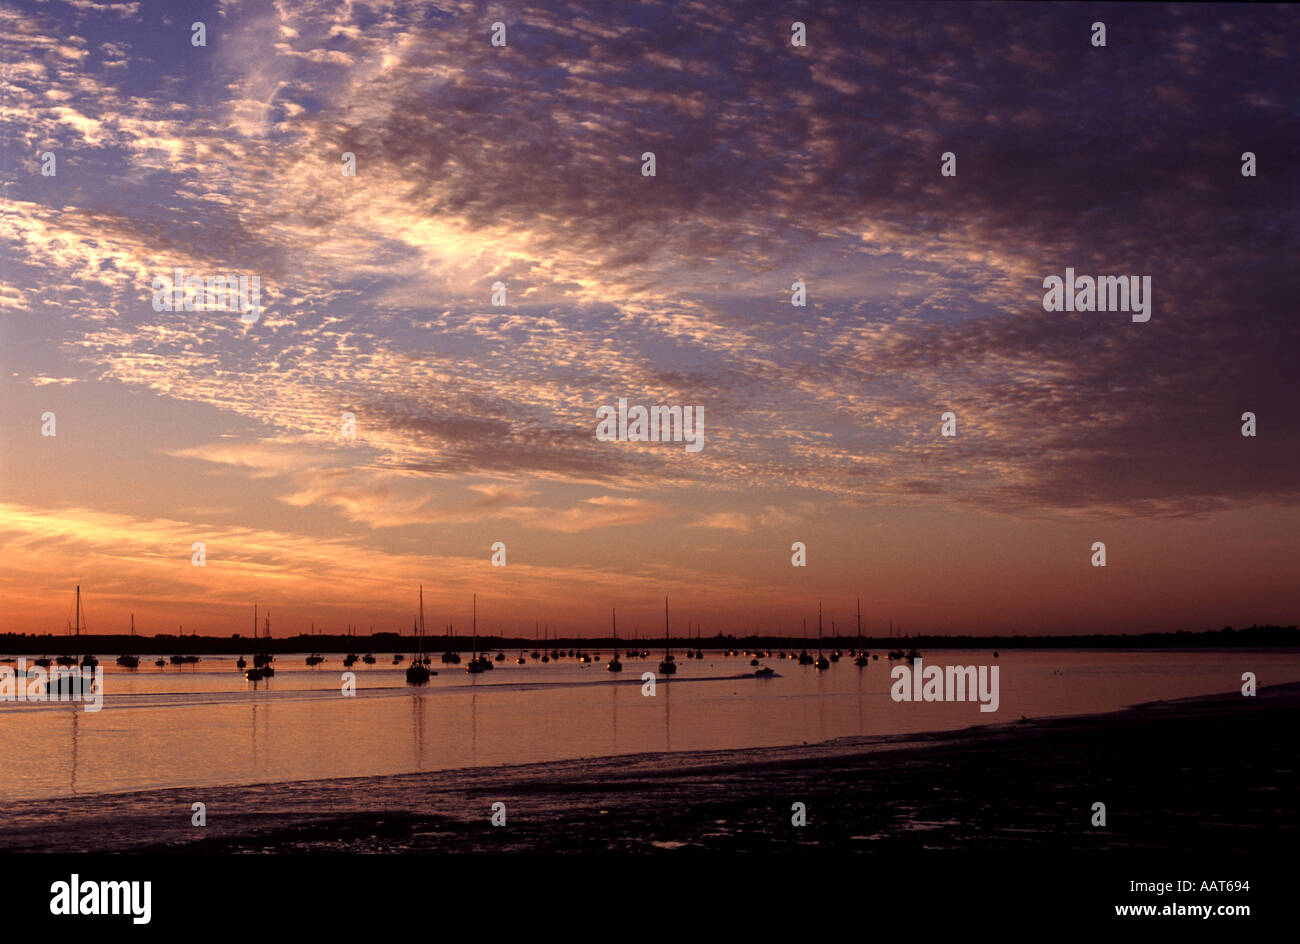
[[0, 624, 1294, 655]]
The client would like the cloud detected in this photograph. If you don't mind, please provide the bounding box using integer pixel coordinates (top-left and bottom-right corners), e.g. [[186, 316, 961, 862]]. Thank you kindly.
[[0, 0, 1296, 529]]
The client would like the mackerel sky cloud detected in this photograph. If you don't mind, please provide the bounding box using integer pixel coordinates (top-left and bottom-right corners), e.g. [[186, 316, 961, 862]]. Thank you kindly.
[[1, 0, 1297, 636]]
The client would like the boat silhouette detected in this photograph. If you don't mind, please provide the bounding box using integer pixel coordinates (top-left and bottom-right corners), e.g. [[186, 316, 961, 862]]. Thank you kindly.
[[466, 595, 491, 673], [607, 609, 623, 672], [116, 613, 140, 668], [657, 597, 676, 675], [405, 586, 434, 684]]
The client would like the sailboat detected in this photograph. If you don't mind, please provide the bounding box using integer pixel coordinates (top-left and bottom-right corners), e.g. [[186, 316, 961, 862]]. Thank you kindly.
[[405, 586, 434, 684], [171, 622, 200, 664], [797, 618, 813, 665], [56, 587, 85, 667], [362, 627, 376, 664], [116, 613, 140, 668], [305, 623, 325, 665], [256, 612, 274, 674], [245, 607, 265, 680], [887, 622, 908, 660], [814, 602, 830, 670], [531, 622, 540, 660], [441, 619, 461, 664], [72, 586, 97, 669], [854, 599, 870, 666], [245, 608, 275, 680], [343, 625, 359, 667], [607, 609, 623, 672], [466, 595, 491, 673], [56, 610, 77, 667], [657, 597, 676, 674]]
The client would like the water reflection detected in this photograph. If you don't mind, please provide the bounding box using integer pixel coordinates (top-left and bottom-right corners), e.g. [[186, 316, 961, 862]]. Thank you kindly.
[[411, 692, 426, 770], [68, 704, 80, 796], [663, 675, 671, 751], [610, 680, 619, 752], [5, 650, 1298, 803]]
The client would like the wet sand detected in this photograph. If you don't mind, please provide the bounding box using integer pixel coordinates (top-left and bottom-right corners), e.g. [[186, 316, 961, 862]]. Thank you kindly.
[[2, 682, 1294, 853]]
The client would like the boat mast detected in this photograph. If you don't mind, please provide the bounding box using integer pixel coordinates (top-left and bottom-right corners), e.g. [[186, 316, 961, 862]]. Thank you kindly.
[[664, 596, 669, 657], [818, 600, 823, 657], [418, 585, 425, 660], [472, 593, 477, 657], [75, 585, 81, 638]]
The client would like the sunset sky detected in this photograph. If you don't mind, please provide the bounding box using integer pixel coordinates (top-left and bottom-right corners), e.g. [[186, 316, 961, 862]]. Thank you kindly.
[[1, 0, 1297, 639]]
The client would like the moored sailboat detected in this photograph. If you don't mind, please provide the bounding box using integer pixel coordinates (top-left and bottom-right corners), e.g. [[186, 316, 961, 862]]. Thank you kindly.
[[466, 595, 491, 673], [814, 602, 830, 670], [116, 613, 140, 668], [245, 607, 275, 680], [607, 608, 623, 672], [306, 623, 324, 665], [657, 597, 676, 675], [854, 599, 870, 667], [405, 586, 434, 684]]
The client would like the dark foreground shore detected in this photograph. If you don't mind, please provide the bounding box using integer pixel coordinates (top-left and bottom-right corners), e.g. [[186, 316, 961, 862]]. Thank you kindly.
[[2, 683, 1295, 853]]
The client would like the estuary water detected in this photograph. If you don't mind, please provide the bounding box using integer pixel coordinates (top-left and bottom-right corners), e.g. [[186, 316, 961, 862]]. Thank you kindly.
[[1, 648, 1296, 801]]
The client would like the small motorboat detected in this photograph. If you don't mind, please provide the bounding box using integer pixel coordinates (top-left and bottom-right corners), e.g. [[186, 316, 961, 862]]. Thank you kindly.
[[754, 666, 775, 677]]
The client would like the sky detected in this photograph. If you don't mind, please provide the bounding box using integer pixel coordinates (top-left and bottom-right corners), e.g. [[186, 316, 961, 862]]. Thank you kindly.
[[1, 0, 1297, 639]]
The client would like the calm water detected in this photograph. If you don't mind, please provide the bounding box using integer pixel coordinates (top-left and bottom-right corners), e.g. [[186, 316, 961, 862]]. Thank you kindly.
[[1, 648, 1296, 801]]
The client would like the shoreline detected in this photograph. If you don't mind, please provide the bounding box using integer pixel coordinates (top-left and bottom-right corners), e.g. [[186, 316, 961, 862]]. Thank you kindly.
[[1, 681, 1295, 853]]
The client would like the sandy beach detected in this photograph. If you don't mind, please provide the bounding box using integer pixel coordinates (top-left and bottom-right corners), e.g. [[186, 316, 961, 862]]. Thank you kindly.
[[1, 681, 1294, 854]]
